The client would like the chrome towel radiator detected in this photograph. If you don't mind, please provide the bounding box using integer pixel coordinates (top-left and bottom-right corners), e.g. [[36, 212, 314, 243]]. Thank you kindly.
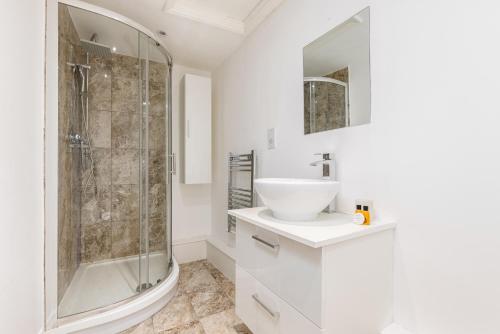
[[228, 150, 256, 233]]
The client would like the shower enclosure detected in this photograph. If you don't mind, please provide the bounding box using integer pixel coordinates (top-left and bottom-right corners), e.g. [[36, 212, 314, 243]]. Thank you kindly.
[[56, 2, 173, 318], [303, 76, 349, 134]]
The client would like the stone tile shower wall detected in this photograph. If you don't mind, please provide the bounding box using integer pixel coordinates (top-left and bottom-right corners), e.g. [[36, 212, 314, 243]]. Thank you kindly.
[[304, 67, 348, 134], [58, 4, 84, 302], [327, 67, 349, 83], [81, 54, 168, 263], [58, 4, 168, 304]]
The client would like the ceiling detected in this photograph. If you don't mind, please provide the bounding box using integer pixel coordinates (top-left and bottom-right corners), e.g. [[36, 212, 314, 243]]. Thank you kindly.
[[69, 5, 167, 63], [78, 0, 285, 70]]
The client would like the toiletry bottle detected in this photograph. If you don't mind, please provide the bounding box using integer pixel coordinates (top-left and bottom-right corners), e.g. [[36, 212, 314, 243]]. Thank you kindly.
[[362, 205, 371, 225], [353, 204, 366, 225]]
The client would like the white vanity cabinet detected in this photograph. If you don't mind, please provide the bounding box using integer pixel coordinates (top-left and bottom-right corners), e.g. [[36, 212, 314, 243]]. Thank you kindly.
[[230, 207, 396, 334]]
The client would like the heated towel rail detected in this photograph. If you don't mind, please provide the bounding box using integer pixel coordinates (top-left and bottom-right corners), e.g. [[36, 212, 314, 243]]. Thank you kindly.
[[227, 150, 255, 233]]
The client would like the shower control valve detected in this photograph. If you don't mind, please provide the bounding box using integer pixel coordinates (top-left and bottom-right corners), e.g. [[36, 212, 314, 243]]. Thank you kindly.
[[69, 133, 83, 145]]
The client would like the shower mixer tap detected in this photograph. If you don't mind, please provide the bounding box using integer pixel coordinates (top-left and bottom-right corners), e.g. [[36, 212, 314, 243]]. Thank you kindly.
[[69, 133, 83, 145], [68, 133, 89, 148]]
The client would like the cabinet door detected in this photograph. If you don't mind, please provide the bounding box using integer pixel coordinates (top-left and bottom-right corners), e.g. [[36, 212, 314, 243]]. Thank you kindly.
[[183, 74, 211, 184], [236, 265, 323, 334]]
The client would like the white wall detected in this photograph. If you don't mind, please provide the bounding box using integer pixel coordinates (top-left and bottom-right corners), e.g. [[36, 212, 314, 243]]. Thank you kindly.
[[172, 64, 212, 243], [212, 0, 500, 333], [0, 1, 45, 333]]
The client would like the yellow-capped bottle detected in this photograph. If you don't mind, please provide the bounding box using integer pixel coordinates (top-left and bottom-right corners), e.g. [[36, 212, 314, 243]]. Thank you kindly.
[[362, 205, 371, 225]]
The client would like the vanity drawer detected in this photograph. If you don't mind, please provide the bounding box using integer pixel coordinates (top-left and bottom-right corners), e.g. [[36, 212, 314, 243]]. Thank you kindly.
[[236, 265, 323, 334], [236, 219, 281, 293], [236, 219, 323, 327]]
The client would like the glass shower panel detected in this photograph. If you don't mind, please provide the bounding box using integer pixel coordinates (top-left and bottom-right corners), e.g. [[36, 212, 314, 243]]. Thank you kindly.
[[138, 33, 172, 291], [147, 37, 171, 284], [57, 3, 143, 317]]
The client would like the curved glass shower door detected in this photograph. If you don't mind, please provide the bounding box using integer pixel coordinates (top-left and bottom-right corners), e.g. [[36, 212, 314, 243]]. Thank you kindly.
[[57, 3, 172, 317], [137, 32, 173, 294]]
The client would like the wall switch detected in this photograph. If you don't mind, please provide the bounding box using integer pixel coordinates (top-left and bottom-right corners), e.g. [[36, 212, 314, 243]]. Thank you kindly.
[[267, 128, 276, 149]]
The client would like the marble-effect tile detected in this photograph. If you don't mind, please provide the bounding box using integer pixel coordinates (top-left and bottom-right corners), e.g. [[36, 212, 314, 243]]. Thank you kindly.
[[152, 295, 197, 332], [178, 267, 219, 295], [112, 77, 139, 113], [149, 218, 166, 251], [81, 221, 111, 263], [189, 290, 233, 318], [81, 148, 111, 186], [199, 309, 244, 334], [121, 260, 251, 334], [111, 149, 139, 185], [148, 116, 166, 150], [233, 324, 253, 334], [89, 72, 111, 111], [111, 184, 139, 222], [112, 54, 139, 80], [112, 111, 140, 149], [111, 220, 140, 258], [149, 81, 166, 116], [81, 186, 111, 226], [89, 111, 111, 148], [149, 181, 166, 220]]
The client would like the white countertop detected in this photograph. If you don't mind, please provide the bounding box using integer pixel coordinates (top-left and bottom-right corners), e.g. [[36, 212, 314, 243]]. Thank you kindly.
[[228, 207, 396, 248]]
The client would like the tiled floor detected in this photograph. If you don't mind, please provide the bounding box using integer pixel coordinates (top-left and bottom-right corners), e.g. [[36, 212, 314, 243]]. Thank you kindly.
[[121, 260, 252, 334]]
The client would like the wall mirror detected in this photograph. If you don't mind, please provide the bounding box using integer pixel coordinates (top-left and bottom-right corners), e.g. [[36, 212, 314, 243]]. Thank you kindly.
[[303, 7, 371, 134]]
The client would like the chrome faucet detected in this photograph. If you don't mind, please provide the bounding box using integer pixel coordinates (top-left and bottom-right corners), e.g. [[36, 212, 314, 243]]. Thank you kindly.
[[310, 153, 336, 212], [310, 153, 334, 180]]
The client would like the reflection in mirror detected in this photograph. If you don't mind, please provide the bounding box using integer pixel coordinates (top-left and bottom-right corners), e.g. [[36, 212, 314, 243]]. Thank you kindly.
[[303, 7, 370, 134]]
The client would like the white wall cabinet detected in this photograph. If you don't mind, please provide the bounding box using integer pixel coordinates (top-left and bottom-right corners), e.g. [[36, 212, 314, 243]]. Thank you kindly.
[[181, 74, 212, 184]]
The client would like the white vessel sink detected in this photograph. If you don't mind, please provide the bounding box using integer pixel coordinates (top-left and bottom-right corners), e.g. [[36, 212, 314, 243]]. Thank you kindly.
[[254, 178, 340, 221]]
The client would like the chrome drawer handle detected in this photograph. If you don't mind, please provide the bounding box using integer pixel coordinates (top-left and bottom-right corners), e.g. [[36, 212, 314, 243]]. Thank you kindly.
[[252, 294, 280, 320], [251, 235, 279, 250]]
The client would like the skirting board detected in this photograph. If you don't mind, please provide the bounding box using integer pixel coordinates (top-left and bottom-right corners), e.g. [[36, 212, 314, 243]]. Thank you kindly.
[[382, 324, 413, 334], [173, 237, 207, 264], [206, 242, 235, 282], [173, 235, 236, 282]]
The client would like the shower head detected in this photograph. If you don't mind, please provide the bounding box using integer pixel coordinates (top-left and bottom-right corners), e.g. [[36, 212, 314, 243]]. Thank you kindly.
[[80, 38, 112, 58]]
